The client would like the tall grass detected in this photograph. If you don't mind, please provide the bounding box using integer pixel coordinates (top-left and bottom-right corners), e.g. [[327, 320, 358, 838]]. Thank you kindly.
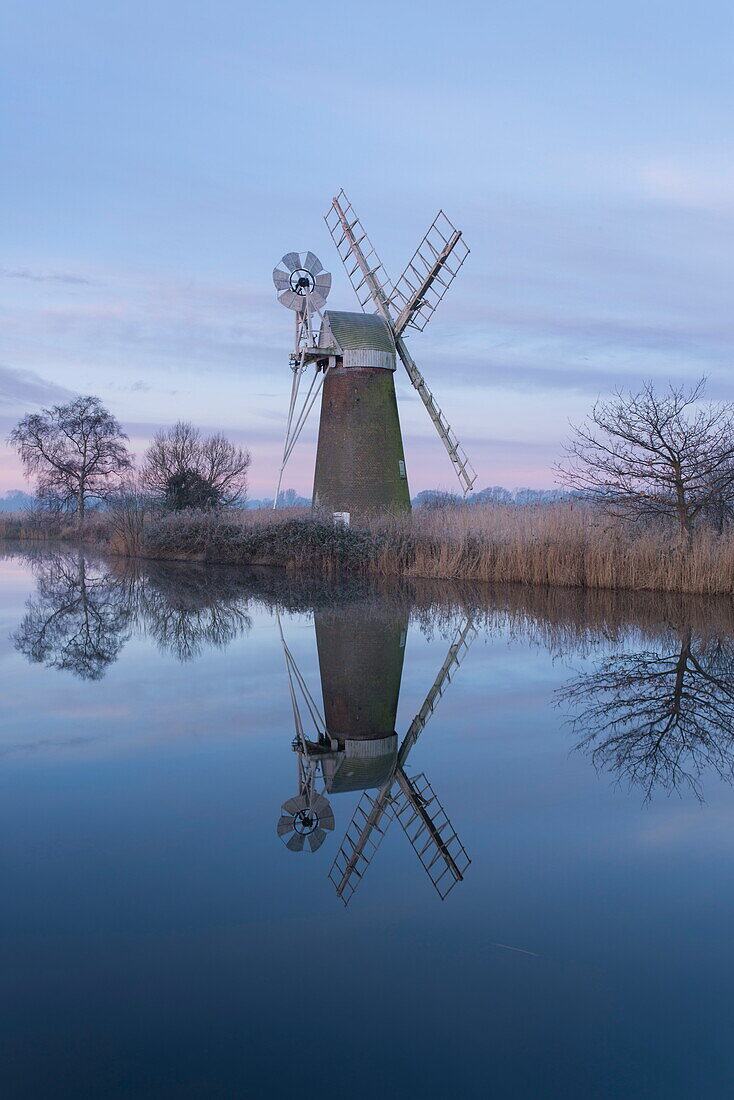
[[0, 510, 112, 543], [367, 504, 734, 594], [3, 502, 734, 595]]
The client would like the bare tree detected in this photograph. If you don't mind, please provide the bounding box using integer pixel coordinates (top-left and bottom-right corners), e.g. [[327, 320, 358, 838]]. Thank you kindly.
[[142, 421, 250, 509], [9, 395, 132, 526], [558, 379, 734, 541]]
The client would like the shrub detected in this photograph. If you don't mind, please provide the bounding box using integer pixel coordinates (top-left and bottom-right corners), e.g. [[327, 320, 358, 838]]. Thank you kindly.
[[137, 514, 378, 574]]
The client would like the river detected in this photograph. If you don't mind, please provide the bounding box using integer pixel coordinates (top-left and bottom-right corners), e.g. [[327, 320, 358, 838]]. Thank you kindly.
[[1, 543, 733, 1098]]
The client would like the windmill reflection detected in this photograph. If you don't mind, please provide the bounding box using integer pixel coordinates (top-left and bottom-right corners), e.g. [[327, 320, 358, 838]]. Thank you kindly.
[[560, 625, 734, 799], [277, 602, 474, 904]]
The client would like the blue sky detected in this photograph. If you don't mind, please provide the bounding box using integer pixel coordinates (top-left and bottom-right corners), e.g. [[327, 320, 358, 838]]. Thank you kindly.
[[1, 0, 733, 496]]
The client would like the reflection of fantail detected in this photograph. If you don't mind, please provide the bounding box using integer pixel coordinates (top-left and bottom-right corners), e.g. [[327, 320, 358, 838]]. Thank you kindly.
[[276, 604, 475, 906], [277, 790, 334, 855]]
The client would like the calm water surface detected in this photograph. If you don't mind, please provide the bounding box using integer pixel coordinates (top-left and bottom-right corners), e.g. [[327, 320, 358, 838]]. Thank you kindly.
[[2, 543, 734, 1099]]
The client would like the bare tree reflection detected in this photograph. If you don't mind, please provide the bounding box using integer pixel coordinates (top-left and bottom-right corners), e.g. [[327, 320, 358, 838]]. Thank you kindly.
[[13, 550, 131, 680], [133, 562, 252, 662], [560, 627, 734, 799], [12, 553, 254, 676]]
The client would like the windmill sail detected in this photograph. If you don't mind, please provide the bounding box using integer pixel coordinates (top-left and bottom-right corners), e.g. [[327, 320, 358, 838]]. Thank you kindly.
[[395, 336, 477, 495], [325, 190, 394, 317], [325, 191, 477, 496], [390, 211, 470, 336], [328, 616, 476, 904]]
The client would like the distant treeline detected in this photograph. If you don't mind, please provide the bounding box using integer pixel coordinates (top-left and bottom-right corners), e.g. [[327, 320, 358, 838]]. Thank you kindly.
[[246, 489, 312, 509], [177, 486, 579, 510], [0, 491, 35, 512], [0, 486, 576, 513], [249, 487, 579, 509], [0, 487, 313, 512], [412, 487, 578, 507]]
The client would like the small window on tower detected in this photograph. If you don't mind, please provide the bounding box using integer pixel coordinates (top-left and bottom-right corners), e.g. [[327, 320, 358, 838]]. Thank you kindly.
[[398, 460, 406, 478]]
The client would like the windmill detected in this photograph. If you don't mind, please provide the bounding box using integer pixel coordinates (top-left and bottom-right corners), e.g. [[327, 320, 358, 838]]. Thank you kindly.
[[275, 600, 475, 905], [272, 192, 477, 520]]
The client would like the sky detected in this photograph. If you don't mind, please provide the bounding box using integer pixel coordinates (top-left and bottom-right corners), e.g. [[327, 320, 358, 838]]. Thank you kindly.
[[1, 0, 733, 498]]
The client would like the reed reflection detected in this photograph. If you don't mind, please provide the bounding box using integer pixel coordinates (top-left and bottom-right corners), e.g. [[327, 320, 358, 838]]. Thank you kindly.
[[560, 625, 734, 799]]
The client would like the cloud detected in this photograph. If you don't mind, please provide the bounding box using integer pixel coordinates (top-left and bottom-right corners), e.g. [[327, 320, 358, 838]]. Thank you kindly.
[[0, 274, 278, 377], [0, 364, 74, 408], [0, 735, 98, 757], [414, 353, 720, 399], [0, 267, 91, 285], [639, 160, 734, 212]]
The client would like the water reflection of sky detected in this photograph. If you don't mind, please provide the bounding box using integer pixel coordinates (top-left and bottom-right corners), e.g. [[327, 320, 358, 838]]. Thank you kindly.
[[1, 546, 734, 1099]]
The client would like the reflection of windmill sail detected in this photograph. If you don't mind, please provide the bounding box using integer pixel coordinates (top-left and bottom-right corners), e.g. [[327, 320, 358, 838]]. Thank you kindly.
[[329, 617, 475, 905], [391, 770, 469, 899]]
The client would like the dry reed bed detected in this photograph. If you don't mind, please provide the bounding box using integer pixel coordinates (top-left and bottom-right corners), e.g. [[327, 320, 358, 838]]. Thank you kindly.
[[0, 511, 113, 543], [3, 504, 734, 595], [366, 505, 734, 594]]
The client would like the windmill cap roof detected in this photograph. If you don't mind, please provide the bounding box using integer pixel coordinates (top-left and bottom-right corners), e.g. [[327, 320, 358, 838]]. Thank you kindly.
[[320, 310, 396, 355]]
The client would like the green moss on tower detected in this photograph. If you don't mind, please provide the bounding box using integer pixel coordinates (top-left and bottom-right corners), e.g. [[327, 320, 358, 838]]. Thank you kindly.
[[313, 367, 411, 519]]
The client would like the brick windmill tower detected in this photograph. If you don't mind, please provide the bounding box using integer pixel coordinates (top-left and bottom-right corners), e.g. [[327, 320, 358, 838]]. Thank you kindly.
[[272, 192, 477, 522]]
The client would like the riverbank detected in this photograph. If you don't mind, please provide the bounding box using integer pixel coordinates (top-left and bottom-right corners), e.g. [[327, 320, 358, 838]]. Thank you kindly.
[[2, 504, 734, 595]]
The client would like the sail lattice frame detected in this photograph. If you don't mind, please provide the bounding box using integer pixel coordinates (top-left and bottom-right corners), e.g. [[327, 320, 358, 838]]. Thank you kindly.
[[390, 211, 470, 335]]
